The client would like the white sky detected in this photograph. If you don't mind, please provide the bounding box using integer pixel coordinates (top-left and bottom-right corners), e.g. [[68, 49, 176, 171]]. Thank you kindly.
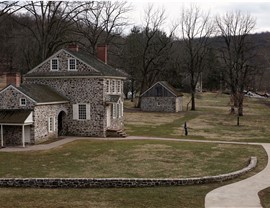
[[125, 1, 270, 34]]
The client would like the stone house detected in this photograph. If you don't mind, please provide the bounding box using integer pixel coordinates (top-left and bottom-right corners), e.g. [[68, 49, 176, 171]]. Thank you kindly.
[[0, 45, 126, 147], [140, 81, 183, 112]]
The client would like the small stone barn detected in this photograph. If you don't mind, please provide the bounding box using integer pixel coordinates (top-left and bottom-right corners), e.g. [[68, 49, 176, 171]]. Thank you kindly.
[[140, 81, 183, 112]]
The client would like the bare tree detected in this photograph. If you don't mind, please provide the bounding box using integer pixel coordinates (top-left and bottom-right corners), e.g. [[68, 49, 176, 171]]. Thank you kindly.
[[128, 5, 176, 107], [179, 4, 215, 111], [75, 1, 131, 55], [0, 1, 20, 18], [13, 1, 90, 66], [216, 11, 257, 116]]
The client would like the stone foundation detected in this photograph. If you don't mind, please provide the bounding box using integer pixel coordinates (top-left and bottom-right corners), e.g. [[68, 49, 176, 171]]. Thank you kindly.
[[0, 157, 256, 188]]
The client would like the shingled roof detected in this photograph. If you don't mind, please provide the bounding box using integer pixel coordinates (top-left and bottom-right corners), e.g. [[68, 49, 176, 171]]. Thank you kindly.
[[18, 84, 69, 104], [0, 109, 32, 124]]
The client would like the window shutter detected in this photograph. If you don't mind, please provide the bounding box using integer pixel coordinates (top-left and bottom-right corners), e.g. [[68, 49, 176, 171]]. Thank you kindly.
[[48, 118, 50, 132], [86, 104, 91, 120], [73, 104, 78, 120], [53, 117, 55, 131]]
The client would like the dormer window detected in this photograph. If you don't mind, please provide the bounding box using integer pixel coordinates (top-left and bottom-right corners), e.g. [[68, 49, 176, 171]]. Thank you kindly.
[[51, 58, 59, 71], [20, 98, 26, 106], [68, 58, 77, 71]]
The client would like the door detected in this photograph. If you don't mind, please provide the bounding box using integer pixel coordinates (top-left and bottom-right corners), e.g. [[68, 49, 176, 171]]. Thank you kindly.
[[24, 126, 31, 143], [106, 105, 111, 128]]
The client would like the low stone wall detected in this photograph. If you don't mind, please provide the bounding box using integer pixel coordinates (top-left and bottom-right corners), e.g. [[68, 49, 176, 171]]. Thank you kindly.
[[0, 157, 257, 189]]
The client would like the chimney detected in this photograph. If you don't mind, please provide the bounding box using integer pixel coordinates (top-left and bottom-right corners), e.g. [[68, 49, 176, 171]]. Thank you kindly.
[[6, 72, 21, 87], [97, 44, 108, 64], [67, 43, 79, 52]]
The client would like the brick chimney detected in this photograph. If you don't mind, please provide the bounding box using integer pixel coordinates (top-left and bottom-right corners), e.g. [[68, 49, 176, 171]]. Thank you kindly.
[[97, 44, 108, 64], [67, 43, 79, 52], [6, 72, 21, 87]]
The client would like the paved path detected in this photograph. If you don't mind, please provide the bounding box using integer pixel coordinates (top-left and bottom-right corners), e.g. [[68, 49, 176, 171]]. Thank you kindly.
[[205, 143, 270, 208], [0, 136, 269, 207]]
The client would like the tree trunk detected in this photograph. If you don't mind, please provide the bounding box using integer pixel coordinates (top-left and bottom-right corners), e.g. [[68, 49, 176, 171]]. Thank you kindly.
[[191, 91, 196, 111], [237, 93, 244, 116]]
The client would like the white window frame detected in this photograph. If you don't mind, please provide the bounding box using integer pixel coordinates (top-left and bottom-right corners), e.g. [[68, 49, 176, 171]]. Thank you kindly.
[[68, 58, 77, 71], [117, 80, 121, 94], [48, 117, 55, 132], [73, 104, 90, 120], [106, 79, 110, 93], [20, 98, 26, 106], [111, 80, 116, 94], [51, 58, 59, 71], [112, 100, 123, 119]]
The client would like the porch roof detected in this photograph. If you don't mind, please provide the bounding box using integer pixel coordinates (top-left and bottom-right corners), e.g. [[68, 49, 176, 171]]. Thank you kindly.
[[0, 110, 33, 124], [105, 95, 120, 103]]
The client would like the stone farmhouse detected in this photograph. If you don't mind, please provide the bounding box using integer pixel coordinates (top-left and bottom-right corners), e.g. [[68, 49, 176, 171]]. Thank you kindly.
[[0, 45, 126, 147], [140, 81, 183, 112]]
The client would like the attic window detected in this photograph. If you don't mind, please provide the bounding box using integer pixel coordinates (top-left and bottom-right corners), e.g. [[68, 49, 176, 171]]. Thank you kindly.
[[68, 58, 77, 71], [20, 98, 26, 106], [51, 58, 59, 71]]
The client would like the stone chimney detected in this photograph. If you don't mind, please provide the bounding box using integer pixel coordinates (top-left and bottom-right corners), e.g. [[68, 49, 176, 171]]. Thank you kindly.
[[67, 43, 79, 52], [97, 44, 108, 64]]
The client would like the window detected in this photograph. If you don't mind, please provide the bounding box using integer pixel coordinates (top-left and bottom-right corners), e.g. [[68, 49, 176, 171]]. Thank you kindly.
[[106, 79, 110, 93], [117, 80, 121, 93], [111, 80, 116, 93], [68, 58, 76, 71], [48, 117, 55, 132], [112, 101, 123, 119], [73, 104, 90, 120], [51, 58, 59, 71], [20, 98, 26, 106], [78, 104, 86, 120]]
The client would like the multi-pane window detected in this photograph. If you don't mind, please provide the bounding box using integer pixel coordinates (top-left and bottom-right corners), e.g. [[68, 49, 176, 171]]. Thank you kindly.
[[20, 98, 26, 106], [73, 104, 90, 120], [51, 58, 59, 71], [111, 80, 115, 93], [106, 79, 110, 93], [48, 117, 55, 132], [68, 59, 76, 71], [112, 101, 123, 119], [117, 80, 121, 93], [78, 104, 87, 120]]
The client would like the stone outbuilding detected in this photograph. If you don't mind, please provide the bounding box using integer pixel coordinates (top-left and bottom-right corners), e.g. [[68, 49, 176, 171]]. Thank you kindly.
[[0, 45, 126, 147], [140, 81, 183, 112]]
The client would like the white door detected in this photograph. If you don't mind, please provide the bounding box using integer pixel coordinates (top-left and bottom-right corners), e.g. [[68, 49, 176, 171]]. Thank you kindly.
[[24, 126, 31, 143], [106, 105, 111, 128]]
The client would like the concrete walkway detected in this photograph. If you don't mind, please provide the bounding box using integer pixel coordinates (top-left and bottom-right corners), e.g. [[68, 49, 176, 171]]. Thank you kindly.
[[0, 136, 269, 207], [205, 143, 270, 208]]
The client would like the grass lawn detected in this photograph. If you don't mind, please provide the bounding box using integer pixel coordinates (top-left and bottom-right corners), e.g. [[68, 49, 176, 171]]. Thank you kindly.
[[0, 92, 269, 207], [125, 93, 270, 143], [0, 139, 267, 208], [259, 187, 270, 208]]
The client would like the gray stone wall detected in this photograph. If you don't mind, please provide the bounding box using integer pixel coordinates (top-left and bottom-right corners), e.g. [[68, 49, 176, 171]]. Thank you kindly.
[[141, 97, 177, 112], [0, 86, 35, 109], [33, 104, 69, 143], [2, 126, 22, 146], [0, 157, 256, 188], [24, 78, 106, 137]]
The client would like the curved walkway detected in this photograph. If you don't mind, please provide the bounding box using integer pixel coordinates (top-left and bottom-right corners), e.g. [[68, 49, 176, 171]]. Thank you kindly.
[[205, 143, 270, 208], [0, 136, 269, 207]]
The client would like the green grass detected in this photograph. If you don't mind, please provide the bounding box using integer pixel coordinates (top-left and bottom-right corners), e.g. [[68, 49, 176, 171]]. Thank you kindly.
[[259, 187, 270, 208], [1, 92, 269, 207], [0, 140, 265, 178], [125, 93, 270, 143]]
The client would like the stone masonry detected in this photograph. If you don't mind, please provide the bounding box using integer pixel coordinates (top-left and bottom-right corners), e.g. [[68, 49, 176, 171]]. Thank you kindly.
[[0, 157, 257, 188]]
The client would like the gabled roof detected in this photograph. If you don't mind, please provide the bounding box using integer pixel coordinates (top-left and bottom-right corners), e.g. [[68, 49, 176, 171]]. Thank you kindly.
[[0, 109, 32, 124], [140, 81, 183, 97], [24, 49, 127, 78], [18, 84, 69, 104]]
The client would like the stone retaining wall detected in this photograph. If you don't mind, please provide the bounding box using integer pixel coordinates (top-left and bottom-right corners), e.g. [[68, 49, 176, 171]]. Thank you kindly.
[[0, 157, 257, 189]]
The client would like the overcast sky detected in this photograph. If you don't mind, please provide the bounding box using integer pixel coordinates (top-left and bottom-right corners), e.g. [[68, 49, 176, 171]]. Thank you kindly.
[[126, 1, 270, 34]]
